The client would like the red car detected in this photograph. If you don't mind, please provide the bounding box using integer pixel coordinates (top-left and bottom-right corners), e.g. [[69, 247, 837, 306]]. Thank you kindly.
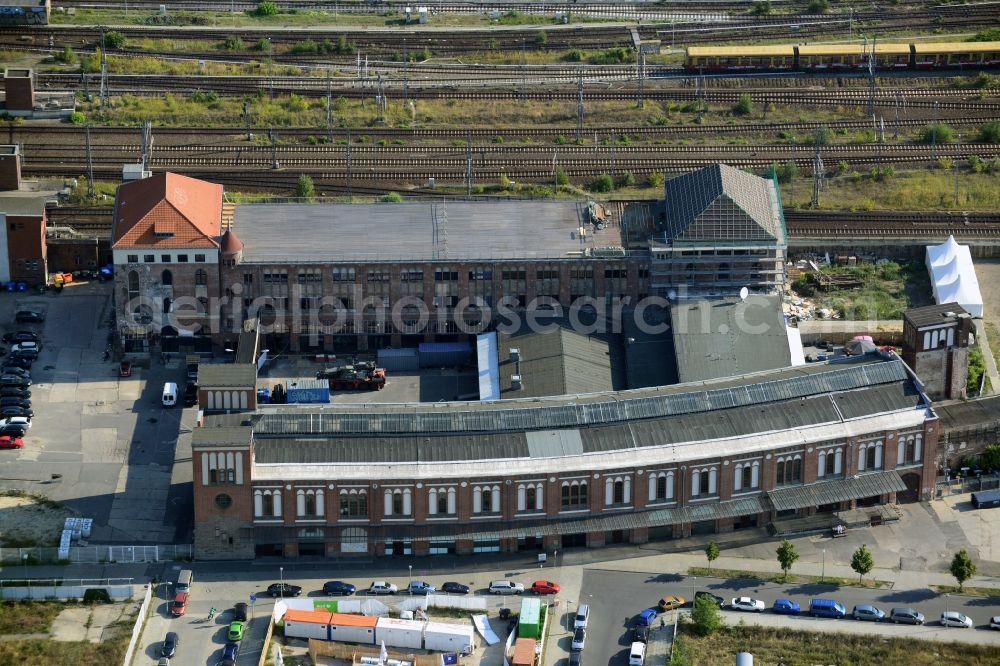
[[531, 580, 561, 595], [0, 435, 23, 449], [119, 361, 132, 377]]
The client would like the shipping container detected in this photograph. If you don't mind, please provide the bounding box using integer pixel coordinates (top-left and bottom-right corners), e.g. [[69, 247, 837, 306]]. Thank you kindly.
[[378, 347, 420, 372], [418, 341, 471, 368], [284, 609, 333, 641], [286, 378, 331, 404], [375, 617, 425, 649], [423, 621, 476, 653], [329, 612, 378, 645], [511, 638, 537, 666], [518, 598, 541, 639]]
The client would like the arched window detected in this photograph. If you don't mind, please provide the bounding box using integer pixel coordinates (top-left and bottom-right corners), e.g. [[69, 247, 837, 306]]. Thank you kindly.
[[438, 490, 449, 515], [613, 479, 625, 504], [742, 464, 753, 489], [525, 486, 536, 511], [195, 269, 208, 285], [866, 445, 877, 470], [127, 270, 140, 301], [818, 452, 827, 478], [161, 269, 173, 286], [792, 457, 802, 482], [304, 493, 317, 516], [776, 460, 786, 485]]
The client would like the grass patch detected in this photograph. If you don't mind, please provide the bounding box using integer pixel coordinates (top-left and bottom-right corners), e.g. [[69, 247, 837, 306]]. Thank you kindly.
[[0, 600, 70, 634], [786, 170, 1000, 211], [687, 567, 891, 589], [931, 584, 1000, 597], [674, 622, 1000, 666], [789, 260, 932, 320]]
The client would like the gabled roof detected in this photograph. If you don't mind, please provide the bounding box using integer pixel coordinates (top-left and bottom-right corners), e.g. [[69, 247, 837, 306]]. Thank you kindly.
[[112, 172, 223, 249], [661, 164, 785, 245], [497, 325, 623, 398], [903, 302, 969, 329]]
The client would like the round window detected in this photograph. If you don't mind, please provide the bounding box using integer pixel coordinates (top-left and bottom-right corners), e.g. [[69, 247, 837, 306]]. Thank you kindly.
[[215, 493, 233, 509]]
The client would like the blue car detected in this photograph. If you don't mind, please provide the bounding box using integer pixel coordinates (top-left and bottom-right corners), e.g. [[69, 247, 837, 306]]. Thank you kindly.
[[635, 608, 658, 627], [222, 642, 240, 661], [322, 580, 356, 596], [772, 598, 800, 615]]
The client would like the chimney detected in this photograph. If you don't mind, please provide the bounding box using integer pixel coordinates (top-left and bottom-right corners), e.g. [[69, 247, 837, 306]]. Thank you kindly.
[[509, 347, 520, 363], [956, 312, 973, 347], [3, 69, 34, 112], [0, 145, 21, 191], [510, 375, 522, 391]]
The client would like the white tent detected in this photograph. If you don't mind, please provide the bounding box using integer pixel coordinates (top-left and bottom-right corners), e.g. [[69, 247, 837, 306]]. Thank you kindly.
[[926, 236, 983, 318]]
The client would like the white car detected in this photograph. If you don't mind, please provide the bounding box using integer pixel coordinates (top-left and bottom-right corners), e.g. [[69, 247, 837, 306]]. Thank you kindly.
[[368, 581, 398, 595], [940, 611, 973, 628], [488, 580, 525, 595], [730, 597, 766, 613], [0, 417, 31, 430]]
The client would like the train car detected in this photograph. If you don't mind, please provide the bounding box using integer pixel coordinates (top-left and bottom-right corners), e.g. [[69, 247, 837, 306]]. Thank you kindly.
[[796, 43, 912, 70], [685, 45, 796, 72], [0, 0, 49, 26], [912, 41, 1000, 69]]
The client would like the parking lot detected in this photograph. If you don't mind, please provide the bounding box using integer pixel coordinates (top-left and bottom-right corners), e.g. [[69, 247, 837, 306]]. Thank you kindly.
[[0, 282, 194, 544]]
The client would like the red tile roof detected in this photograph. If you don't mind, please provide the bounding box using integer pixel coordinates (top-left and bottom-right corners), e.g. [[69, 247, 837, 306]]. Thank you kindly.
[[220, 228, 244, 254], [113, 172, 223, 249]]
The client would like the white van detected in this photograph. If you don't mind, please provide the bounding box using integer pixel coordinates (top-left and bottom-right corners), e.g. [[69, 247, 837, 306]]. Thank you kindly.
[[574, 603, 590, 629], [175, 569, 193, 593], [162, 382, 177, 407], [628, 641, 646, 666]]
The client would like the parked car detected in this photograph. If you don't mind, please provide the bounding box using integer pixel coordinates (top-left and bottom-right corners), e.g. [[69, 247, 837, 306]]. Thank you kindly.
[[169, 592, 188, 617], [657, 596, 685, 611], [232, 603, 248, 622], [14, 310, 44, 323], [772, 599, 800, 615], [0, 387, 30, 399], [0, 424, 27, 438], [160, 631, 179, 658], [635, 608, 659, 627], [810, 598, 847, 619], [157, 658, 170, 666], [574, 604, 590, 629], [9, 345, 37, 360], [0, 417, 31, 430], [631, 624, 649, 643], [407, 581, 436, 595], [0, 435, 24, 449], [0, 375, 29, 387], [184, 383, 198, 407], [889, 608, 925, 625], [990, 615, 1000, 630], [227, 620, 246, 642], [488, 580, 524, 595], [852, 604, 885, 622], [222, 642, 240, 661], [322, 581, 356, 596], [694, 591, 725, 607], [3, 356, 32, 370], [441, 581, 470, 595], [0, 396, 30, 408], [730, 597, 766, 613], [217, 660, 235, 666], [368, 581, 398, 595], [2, 331, 38, 344], [0, 367, 29, 379], [940, 611, 973, 628], [571, 627, 586, 651], [266, 583, 302, 598], [569, 652, 582, 666], [0, 406, 33, 419], [530, 580, 560, 595]]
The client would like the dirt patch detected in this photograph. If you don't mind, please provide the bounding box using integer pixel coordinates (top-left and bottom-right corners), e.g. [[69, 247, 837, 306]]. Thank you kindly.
[[0, 493, 75, 547], [50, 604, 133, 643]]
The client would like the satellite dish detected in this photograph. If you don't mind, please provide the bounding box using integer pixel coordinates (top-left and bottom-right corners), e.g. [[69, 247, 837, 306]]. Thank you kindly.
[[739, 287, 749, 302], [667, 290, 677, 301]]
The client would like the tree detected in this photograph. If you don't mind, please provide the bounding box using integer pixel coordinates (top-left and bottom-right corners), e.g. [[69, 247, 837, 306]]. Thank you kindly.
[[808, 0, 829, 12], [690, 594, 721, 636], [776, 539, 798, 581], [981, 443, 1000, 473], [850, 544, 874, 583], [555, 166, 569, 187], [921, 122, 955, 145], [979, 121, 1000, 143], [705, 541, 720, 572], [733, 94, 753, 116], [589, 173, 613, 193], [103, 31, 126, 50], [535, 30, 547, 48], [295, 174, 315, 201], [950, 549, 976, 591], [253, 1, 278, 16]]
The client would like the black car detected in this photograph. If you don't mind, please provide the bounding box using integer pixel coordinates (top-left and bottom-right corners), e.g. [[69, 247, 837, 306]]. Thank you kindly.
[[232, 602, 248, 622], [569, 652, 582, 666], [14, 310, 44, 323], [9, 349, 37, 361], [161, 631, 179, 658], [2, 331, 38, 344], [322, 581, 356, 596], [0, 423, 27, 437], [632, 624, 650, 643], [0, 397, 30, 409], [694, 591, 725, 607], [0, 387, 29, 399], [0, 367, 29, 379], [266, 583, 302, 598], [441, 581, 471, 595], [184, 383, 198, 407], [3, 356, 32, 370], [0, 406, 32, 419], [0, 375, 29, 387]]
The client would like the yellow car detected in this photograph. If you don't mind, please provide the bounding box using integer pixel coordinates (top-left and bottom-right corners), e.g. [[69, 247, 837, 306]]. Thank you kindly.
[[658, 595, 686, 611]]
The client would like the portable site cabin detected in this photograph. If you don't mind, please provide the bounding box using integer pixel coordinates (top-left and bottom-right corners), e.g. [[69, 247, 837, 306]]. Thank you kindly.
[[329, 612, 378, 644], [512, 638, 537, 666], [423, 621, 476, 653], [375, 617, 425, 649], [284, 609, 333, 641], [518, 598, 542, 639]]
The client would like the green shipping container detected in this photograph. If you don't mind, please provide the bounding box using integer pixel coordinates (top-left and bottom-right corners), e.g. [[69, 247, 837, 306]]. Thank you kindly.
[[518, 597, 542, 639]]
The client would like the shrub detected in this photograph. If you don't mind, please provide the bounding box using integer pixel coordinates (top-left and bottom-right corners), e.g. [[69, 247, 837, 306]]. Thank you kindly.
[[336, 35, 356, 55], [815, 126, 834, 146], [836, 160, 849, 175], [291, 39, 319, 55], [979, 121, 1000, 143], [921, 122, 955, 145], [733, 93, 753, 116], [83, 588, 111, 604], [252, 1, 278, 16], [968, 154, 985, 173], [562, 49, 584, 62], [295, 174, 315, 200], [589, 47, 630, 65], [589, 173, 613, 192], [968, 348, 986, 394], [381, 191, 403, 203], [808, 0, 829, 12], [223, 36, 245, 51], [500, 174, 512, 189], [648, 171, 665, 188], [751, 0, 772, 15], [619, 171, 636, 187], [254, 38, 270, 51], [69, 111, 85, 124], [103, 31, 126, 50], [555, 135, 567, 145], [691, 594, 721, 636], [771, 160, 798, 183], [555, 166, 569, 186], [971, 27, 1000, 42], [55, 46, 77, 64], [937, 156, 954, 170], [191, 90, 220, 105], [535, 30, 547, 48], [286, 94, 309, 112]]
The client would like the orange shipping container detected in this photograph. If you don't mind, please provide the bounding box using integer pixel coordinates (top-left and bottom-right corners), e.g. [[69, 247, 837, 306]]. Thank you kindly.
[[512, 638, 537, 666]]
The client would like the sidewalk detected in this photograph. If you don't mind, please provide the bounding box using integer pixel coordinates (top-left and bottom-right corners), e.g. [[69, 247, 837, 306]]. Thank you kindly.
[[973, 320, 1000, 395]]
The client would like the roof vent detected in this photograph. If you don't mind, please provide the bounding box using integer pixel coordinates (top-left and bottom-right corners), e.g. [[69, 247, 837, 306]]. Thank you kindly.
[[510, 375, 522, 391], [943, 311, 956, 318], [509, 347, 520, 363]]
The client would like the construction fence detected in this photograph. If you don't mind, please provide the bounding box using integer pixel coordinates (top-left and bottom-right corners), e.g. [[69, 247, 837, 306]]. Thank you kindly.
[[121, 583, 153, 666], [0, 543, 193, 565], [0, 577, 137, 601]]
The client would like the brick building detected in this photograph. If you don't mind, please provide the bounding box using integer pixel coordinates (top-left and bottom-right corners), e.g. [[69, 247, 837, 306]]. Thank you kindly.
[[0, 145, 51, 284], [192, 354, 938, 560], [901, 302, 973, 400]]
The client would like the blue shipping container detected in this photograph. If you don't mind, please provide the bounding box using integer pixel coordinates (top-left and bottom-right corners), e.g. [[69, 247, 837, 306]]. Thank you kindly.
[[286, 379, 331, 404], [418, 341, 472, 368]]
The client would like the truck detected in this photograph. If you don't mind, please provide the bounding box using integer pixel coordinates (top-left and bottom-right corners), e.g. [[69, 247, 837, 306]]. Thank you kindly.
[[317, 362, 387, 391]]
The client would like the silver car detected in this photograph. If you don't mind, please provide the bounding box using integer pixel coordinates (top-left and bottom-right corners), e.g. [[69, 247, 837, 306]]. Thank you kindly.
[[852, 604, 885, 622], [940, 611, 973, 628]]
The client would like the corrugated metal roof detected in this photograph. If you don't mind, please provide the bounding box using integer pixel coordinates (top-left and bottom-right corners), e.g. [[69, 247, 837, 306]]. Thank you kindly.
[[254, 432, 530, 465], [192, 426, 252, 448], [902, 302, 968, 329], [498, 327, 619, 398], [526, 429, 584, 457], [198, 363, 257, 388], [767, 470, 907, 512], [834, 382, 923, 419], [935, 394, 1000, 430]]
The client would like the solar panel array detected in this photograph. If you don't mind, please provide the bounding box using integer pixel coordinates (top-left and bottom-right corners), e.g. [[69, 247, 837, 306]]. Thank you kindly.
[[254, 360, 909, 437]]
